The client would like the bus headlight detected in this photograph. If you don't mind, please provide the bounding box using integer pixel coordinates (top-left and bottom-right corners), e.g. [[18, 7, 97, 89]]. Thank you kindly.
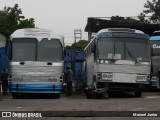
[[60, 76, 63, 82], [97, 73, 102, 80]]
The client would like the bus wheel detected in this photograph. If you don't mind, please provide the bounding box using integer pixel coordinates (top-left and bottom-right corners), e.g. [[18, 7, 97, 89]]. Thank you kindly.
[[86, 93, 94, 99], [12, 93, 19, 99], [134, 89, 142, 97], [86, 90, 94, 99], [53, 93, 60, 98], [85, 89, 94, 99], [101, 91, 109, 99]]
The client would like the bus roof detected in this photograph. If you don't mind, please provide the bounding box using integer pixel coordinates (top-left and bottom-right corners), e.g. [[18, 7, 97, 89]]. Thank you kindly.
[[150, 36, 160, 41], [10, 28, 64, 45], [97, 28, 144, 34]]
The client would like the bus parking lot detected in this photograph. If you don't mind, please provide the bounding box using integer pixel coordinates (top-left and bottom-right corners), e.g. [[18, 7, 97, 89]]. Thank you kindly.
[[0, 91, 160, 113]]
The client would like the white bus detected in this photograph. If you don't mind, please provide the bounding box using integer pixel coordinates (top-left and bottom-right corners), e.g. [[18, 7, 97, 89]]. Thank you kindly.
[[84, 28, 151, 98], [9, 28, 64, 98]]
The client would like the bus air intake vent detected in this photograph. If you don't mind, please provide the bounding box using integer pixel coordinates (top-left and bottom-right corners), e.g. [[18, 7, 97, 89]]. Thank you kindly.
[[108, 28, 135, 33]]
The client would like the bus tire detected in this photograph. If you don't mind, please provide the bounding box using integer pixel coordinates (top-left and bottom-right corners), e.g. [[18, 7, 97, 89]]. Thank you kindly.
[[53, 93, 60, 98], [12, 93, 19, 99], [134, 90, 142, 97], [85, 89, 94, 99], [101, 91, 109, 99], [86, 93, 94, 99], [86, 93, 91, 99]]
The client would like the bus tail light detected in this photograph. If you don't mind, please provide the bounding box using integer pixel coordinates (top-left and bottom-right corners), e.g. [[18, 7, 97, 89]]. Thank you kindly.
[[147, 74, 151, 82], [97, 73, 102, 80], [60, 76, 63, 82]]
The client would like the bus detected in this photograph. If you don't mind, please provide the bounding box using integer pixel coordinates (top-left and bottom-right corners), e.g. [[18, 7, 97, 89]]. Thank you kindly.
[[9, 28, 64, 98], [84, 28, 151, 98], [150, 35, 160, 89]]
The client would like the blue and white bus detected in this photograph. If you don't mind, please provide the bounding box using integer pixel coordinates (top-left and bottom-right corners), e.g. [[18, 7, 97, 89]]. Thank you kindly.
[[84, 28, 151, 98], [150, 35, 160, 89], [9, 28, 64, 98]]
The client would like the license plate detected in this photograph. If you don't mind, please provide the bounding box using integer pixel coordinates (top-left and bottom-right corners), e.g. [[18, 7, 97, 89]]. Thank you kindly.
[[102, 73, 113, 80], [136, 75, 146, 81]]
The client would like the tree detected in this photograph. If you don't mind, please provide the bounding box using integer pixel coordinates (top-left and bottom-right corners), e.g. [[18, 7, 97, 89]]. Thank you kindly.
[[0, 4, 35, 39], [138, 0, 160, 23], [66, 40, 89, 50], [65, 45, 72, 49]]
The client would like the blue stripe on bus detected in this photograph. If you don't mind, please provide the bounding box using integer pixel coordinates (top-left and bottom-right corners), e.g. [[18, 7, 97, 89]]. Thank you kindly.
[[9, 84, 63, 93], [150, 36, 160, 41]]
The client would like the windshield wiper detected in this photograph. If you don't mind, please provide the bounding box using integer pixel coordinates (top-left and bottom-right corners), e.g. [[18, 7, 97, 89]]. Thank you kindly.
[[125, 44, 141, 64]]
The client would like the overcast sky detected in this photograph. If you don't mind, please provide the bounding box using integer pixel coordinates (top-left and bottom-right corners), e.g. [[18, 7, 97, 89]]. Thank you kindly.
[[0, 0, 148, 44]]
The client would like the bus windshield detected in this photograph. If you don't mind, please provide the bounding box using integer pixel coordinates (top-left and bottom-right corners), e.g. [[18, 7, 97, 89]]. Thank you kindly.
[[37, 38, 63, 61], [98, 37, 150, 61], [12, 38, 63, 62], [12, 38, 37, 61]]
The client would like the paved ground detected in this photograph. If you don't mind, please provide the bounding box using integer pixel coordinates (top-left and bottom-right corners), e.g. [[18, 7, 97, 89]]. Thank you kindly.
[[0, 91, 160, 120]]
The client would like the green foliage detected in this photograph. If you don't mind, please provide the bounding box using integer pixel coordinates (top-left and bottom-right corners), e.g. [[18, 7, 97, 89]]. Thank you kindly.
[[0, 4, 35, 39], [65, 45, 72, 49], [74, 40, 89, 50], [66, 40, 89, 50], [111, 0, 160, 24], [138, 0, 160, 23]]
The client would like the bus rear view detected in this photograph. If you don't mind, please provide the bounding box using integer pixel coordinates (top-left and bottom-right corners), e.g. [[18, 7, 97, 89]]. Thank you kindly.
[[9, 28, 64, 98]]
